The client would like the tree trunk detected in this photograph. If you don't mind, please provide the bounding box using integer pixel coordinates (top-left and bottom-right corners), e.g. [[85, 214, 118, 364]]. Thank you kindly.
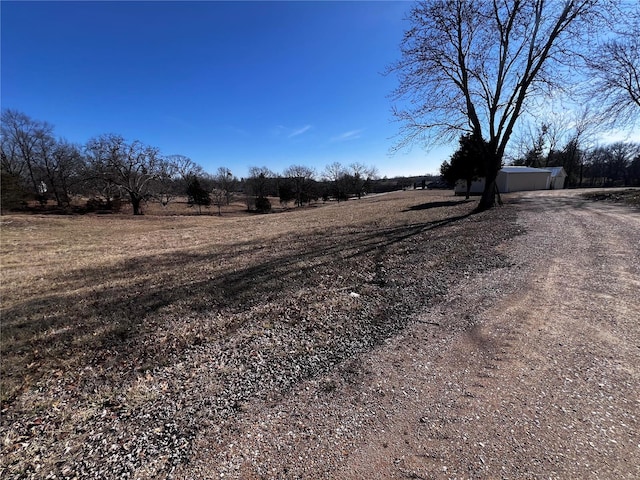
[[465, 179, 471, 199], [130, 193, 143, 215], [477, 153, 501, 211]]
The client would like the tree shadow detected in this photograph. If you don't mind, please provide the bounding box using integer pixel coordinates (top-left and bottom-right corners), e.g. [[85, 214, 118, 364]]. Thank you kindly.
[[1, 206, 478, 403], [404, 199, 473, 211]]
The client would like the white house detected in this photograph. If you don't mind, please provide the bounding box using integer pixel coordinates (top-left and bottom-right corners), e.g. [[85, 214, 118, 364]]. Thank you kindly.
[[454, 166, 556, 195]]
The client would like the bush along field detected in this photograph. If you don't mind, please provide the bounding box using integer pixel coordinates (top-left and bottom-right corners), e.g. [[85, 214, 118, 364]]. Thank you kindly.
[[0, 190, 522, 478]]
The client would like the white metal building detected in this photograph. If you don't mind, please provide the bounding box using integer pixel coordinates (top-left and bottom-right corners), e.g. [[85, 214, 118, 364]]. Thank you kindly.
[[454, 166, 555, 195], [545, 166, 567, 189]]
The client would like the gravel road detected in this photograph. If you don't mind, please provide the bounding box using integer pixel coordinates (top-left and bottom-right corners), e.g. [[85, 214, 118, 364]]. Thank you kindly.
[[179, 190, 640, 479]]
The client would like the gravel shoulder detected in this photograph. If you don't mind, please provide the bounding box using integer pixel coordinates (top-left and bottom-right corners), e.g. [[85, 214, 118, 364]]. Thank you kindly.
[[180, 189, 640, 479]]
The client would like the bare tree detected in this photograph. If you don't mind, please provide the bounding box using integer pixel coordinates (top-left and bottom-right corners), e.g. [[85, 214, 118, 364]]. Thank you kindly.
[[48, 140, 85, 206], [245, 166, 275, 211], [585, 7, 640, 127], [214, 167, 237, 206], [210, 188, 226, 216], [282, 165, 316, 207], [1, 109, 54, 201], [155, 158, 180, 208], [160, 154, 206, 207], [347, 162, 377, 199], [85, 134, 162, 215], [33, 128, 63, 206], [322, 161, 349, 202], [389, 0, 610, 210], [166, 154, 203, 185], [1, 110, 87, 207]]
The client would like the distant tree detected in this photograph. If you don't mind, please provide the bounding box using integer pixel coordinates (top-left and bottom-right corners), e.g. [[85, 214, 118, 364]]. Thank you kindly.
[[167, 154, 203, 186], [322, 162, 349, 202], [514, 124, 549, 168], [629, 154, 640, 186], [85, 134, 162, 215], [346, 162, 377, 199], [254, 196, 271, 213], [1, 110, 88, 207], [583, 147, 608, 186], [186, 177, 211, 214], [607, 142, 637, 186], [53, 141, 86, 203], [277, 180, 296, 207], [440, 134, 486, 199], [0, 125, 24, 180], [154, 158, 180, 208], [210, 187, 226, 216], [0, 167, 28, 210], [214, 167, 238, 205], [282, 165, 316, 206], [581, 143, 639, 187], [245, 166, 275, 211], [1, 109, 54, 203], [35, 138, 86, 207], [389, 0, 612, 210]]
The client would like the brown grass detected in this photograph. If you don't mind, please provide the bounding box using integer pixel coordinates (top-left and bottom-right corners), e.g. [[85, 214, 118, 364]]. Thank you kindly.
[[1, 190, 517, 478], [2, 192, 457, 396], [581, 188, 640, 208]]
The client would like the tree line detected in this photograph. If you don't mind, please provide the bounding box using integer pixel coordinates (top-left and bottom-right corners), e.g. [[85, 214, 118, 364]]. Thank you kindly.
[[1, 109, 379, 215]]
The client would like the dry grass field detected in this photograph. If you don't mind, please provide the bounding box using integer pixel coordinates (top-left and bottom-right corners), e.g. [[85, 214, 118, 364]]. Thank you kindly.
[[1, 190, 522, 478]]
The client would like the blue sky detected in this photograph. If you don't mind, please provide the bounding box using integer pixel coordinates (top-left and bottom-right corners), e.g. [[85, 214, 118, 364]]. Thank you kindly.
[[1, 0, 452, 179]]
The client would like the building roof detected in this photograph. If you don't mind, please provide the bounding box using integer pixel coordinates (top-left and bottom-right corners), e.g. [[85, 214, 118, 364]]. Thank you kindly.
[[501, 166, 551, 174], [542, 166, 566, 177]]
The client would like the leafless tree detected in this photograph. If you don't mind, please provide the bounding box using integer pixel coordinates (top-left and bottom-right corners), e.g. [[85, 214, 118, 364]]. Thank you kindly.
[[154, 159, 180, 208], [322, 161, 346, 184], [1, 110, 86, 207], [166, 154, 203, 184], [245, 166, 275, 210], [214, 167, 237, 205], [322, 161, 349, 202], [210, 188, 227, 216], [389, 0, 611, 210], [47, 140, 85, 206], [347, 162, 377, 199], [585, 7, 640, 127], [1, 109, 54, 200], [282, 165, 316, 207], [85, 134, 162, 215]]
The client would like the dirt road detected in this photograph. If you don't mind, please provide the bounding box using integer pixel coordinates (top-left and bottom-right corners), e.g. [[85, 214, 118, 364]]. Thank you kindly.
[[182, 190, 640, 479]]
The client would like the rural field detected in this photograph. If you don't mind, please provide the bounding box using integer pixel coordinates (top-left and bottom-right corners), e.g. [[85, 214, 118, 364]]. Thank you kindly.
[[1, 189, 639, 479]]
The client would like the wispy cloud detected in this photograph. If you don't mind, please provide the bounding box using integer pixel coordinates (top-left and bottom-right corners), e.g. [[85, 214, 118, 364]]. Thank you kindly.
[[288, 125, 312, 138], [331, 129, 364, 142], [271, 124, 313, 139]]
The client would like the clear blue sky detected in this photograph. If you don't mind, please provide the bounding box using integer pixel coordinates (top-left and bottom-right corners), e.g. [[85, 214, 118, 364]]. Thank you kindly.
[[1, 0, 453, 179]]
